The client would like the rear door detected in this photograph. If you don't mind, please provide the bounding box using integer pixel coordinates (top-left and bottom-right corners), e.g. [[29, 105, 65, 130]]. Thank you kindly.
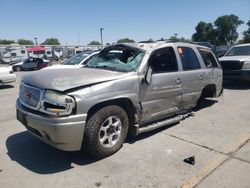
[[140, 47, 182, 124], [177, 46, 206, 109]]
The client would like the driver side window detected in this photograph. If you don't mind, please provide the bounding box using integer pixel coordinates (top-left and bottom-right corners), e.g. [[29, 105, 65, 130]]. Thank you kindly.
[[149, 47, 178, 73]]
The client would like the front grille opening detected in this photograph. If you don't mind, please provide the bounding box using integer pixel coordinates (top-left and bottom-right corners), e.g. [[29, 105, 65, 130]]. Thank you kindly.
[[220, 61, 243, 70]]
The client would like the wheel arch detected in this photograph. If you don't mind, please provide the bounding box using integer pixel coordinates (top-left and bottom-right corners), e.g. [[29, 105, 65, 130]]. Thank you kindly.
[[86, 98, 137, 127], [201, 84, 217, 98]]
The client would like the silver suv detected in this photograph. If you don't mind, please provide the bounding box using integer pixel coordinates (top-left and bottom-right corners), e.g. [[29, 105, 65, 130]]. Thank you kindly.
[[16, 42, 223, 158]]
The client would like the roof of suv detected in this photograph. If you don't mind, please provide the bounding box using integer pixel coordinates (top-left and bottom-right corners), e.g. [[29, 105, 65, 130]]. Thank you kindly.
[[121, 41, 211, 53]]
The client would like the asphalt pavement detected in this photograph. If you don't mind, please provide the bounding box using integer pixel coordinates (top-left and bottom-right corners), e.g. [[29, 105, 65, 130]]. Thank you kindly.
[[0, 71, 249, 188]]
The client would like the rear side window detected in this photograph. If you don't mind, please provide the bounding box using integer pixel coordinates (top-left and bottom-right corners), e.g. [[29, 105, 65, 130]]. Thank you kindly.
[[11, 53, 17, 57], [178, 47, 201, 71], [198, 49, 219, 68], [149, 47, 178, 73]]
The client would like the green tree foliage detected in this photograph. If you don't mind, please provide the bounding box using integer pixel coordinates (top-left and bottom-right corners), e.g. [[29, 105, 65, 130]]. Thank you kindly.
[[214, 14, 244, 45], [117, 38, 135, 43], [0, 39, 15, 45], [192, 14, 244, 46], [88, 40, 101, 45], [242, 20, 250, 43], [169, 35, 191, 42], [17, 39, 34, 45], [41, 38, 60, 45], [192, 21, 216, 44]]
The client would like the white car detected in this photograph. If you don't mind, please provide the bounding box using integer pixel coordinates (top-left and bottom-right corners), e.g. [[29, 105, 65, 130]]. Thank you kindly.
[[47, 51, 99, 70], [0, 67, 16, 85], [219, 43, 250, 81]]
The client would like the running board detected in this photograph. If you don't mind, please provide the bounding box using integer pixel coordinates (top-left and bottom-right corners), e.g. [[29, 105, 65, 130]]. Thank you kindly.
[[132, 115, 183, 136]]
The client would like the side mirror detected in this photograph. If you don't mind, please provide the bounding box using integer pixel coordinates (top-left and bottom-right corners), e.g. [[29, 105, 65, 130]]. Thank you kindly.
[[218, 53, 224, 58], [145, 66, 153, 84]]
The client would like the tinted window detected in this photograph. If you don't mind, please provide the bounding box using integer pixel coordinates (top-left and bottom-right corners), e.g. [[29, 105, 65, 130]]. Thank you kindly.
[[11, 53, 17, 57], [199, 49, 218, 68], [149, 47, 178, 73], [178, 47, 200, 70], [225, 46, 250, 56]]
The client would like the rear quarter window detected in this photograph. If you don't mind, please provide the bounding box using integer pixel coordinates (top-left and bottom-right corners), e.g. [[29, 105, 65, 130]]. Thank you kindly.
[[198, 49, 219, 68]]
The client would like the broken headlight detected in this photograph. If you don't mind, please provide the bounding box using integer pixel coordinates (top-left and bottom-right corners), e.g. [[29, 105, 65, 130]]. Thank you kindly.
[[40, 90, 76, 116]]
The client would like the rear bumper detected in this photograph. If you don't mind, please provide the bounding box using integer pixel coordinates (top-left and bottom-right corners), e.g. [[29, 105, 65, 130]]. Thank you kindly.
[[0, 74, 16, 84], [16, 99, 87, 151], [223, 69, 250, 81]]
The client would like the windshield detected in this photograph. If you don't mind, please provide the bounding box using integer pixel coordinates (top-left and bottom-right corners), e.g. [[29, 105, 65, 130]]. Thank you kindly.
[[225, 46, 250, 56], [85, 45, 145, 72], [63, 53, 89, 65]]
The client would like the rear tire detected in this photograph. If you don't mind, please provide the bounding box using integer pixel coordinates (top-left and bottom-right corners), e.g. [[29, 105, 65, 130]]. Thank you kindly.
[[84, 105, 129, 158], [15, 66, 21, 71]]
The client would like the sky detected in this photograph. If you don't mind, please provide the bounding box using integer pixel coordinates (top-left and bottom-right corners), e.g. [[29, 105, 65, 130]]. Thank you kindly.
[[0, 0, 249, 45]]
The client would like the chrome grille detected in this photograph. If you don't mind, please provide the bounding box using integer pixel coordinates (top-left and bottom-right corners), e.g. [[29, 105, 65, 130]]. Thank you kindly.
[[19, 83, 43, 110]]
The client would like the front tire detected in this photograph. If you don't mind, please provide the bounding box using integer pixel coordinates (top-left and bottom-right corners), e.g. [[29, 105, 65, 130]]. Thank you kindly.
[[84, 105, 129, 158]]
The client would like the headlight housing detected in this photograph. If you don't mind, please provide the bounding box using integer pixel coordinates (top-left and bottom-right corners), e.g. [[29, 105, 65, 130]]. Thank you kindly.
[[242, 61, 250, 69], [40, 90, 76, 116]]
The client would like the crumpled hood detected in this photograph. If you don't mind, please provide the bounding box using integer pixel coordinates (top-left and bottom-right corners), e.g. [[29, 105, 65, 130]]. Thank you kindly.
[[22, 67, 127, 92], [219, 56, 250, 62]]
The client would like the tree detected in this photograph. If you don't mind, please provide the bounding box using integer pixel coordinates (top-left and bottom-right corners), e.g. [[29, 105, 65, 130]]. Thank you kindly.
[[117, 38, 135, 43], [214, 14, 244, 45], [0, 39, 15, 45], [192, 21, 216, 44], [242, 20, 250, 43], [169, 35, 191, 42], [106, 42, 111, 46], [88, 40, 101, 45], [17, 39, 34, 45], [41, 38, 60, 45]]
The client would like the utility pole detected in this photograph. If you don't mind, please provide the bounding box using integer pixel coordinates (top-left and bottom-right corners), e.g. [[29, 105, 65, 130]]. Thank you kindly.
[[34, 37, 38, 45], [100, 28, 104, 49], [77, 32, 80, 46]]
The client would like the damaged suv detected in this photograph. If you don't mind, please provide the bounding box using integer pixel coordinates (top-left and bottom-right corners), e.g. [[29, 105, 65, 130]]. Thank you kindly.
[[16, 42, 222, 158]]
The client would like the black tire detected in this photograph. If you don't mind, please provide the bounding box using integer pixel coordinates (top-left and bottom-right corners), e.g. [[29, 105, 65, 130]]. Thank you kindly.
[[84, 105, 129, 158], [15, 66, 21, 71]]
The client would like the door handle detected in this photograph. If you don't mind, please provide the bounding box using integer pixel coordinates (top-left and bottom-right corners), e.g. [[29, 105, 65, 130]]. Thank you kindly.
[[199, 74, 204, 80], [175, 77, 182, 84]]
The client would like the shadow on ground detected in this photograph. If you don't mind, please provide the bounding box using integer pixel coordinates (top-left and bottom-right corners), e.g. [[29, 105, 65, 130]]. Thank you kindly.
[[6, 131, 98, 174], [223, 80, 250, 90], [0, 85, 14, 90], [194, 98, 218, 112]]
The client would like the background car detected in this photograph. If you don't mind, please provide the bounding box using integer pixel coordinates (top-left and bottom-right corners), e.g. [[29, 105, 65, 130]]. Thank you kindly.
[[219, 43, 250, 81], [63, 51, 99, 66], [9, 59, 25, 71], [11, 58, 50, 71], [0, 67, 16, 85]]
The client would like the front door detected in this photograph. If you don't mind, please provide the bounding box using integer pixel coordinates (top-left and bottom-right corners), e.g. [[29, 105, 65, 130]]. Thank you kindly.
[[139, 47, 182, 124]]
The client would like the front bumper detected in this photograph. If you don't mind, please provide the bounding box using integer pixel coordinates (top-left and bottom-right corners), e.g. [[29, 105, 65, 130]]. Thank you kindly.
[[223, 69, 250, 81], [16, 99, 87, 151]]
